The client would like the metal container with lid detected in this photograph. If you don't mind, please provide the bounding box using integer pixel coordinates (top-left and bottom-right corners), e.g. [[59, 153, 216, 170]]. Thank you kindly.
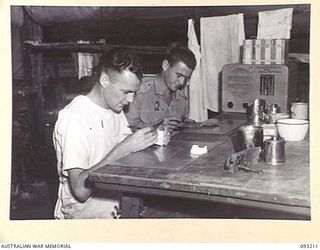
[[264, 136, 286, 165]]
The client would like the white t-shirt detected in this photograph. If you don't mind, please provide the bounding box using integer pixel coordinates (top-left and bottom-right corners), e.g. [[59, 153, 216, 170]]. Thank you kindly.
[[53, 95, 132, 219]]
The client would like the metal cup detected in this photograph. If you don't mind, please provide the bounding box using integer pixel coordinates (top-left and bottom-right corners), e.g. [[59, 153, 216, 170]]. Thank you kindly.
[[264, 136, 286, 165], [247, 99, 267, 124], [238, 125, 264, 151]]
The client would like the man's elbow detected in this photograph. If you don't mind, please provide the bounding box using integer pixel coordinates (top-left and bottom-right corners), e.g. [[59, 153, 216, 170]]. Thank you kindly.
[[74, 190, 90, 203], [71, 184, 91, 203], [68, 169, 92, 203]]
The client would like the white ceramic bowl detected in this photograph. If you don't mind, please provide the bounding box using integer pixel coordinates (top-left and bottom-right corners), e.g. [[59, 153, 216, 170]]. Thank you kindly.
[[276, 118, 309, 141]]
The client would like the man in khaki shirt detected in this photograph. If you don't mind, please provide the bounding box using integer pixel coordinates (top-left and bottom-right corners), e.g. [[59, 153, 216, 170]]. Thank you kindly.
[[125, 45, 196, 133]]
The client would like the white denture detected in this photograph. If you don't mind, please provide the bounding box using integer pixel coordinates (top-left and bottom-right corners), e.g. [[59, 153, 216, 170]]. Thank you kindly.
[[190, 145, 208, 155]]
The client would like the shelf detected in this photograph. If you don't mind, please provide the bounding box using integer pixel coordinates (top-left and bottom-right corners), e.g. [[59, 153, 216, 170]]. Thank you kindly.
[[24, 41, 167, 55], [288, 53, 309, 64]]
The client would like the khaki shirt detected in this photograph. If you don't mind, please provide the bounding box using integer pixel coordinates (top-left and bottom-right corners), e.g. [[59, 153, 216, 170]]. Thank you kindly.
[[125, 74, 188, 127]]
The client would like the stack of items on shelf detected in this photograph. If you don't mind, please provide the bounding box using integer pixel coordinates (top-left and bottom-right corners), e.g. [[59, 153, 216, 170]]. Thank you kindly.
[[242, 8, 293, 65], [242, 39, 288, 65]]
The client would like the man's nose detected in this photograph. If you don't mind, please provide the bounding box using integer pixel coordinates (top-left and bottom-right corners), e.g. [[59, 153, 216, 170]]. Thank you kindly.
[[126, 93, 135, 103], [179, 77, 185, 85]]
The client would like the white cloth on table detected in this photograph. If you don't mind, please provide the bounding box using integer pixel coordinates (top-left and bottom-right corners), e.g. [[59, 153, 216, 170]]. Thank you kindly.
[[257, 8, 293, 39], [187, 19, 208, 122], [200, 14, 245, 112]]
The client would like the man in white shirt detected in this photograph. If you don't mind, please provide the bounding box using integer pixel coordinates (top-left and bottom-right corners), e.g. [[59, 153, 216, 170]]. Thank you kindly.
[[53, 48, 158, 219]]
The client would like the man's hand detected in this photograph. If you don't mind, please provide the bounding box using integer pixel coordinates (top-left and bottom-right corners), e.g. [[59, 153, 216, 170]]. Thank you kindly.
[[124, 127, 158, 153], [163, 117, 183, 133]]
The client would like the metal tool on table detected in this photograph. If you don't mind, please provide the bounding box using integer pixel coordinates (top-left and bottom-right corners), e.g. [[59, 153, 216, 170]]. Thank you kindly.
[[225, 147, 263, 174], [238, 165, 264, 174]]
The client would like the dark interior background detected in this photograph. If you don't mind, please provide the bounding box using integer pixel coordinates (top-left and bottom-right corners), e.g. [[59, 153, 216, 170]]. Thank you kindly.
[[38, 5, 310, 51]]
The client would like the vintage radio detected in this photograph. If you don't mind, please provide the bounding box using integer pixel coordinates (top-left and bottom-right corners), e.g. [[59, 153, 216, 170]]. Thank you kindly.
[[222, 63, 298, 113]]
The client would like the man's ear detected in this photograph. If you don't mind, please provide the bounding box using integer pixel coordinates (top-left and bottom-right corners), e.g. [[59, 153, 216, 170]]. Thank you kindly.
[[99, 72, 110, 88], [162, 59, 170, 71]]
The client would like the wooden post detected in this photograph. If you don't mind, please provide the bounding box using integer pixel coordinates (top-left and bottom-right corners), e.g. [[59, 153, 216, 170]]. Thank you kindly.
[[22, 7, 44, 148], [120, 194, 144, 218]]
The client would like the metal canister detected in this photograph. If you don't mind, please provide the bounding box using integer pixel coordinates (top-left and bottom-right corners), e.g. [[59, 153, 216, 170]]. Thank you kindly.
[[238, 125, 264, 151], [264, 136, 286, 165], [247, 99, 267, 124]]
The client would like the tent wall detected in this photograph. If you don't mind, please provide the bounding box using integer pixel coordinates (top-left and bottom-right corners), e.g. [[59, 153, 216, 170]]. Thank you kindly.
[[13, 5, 310, 51]]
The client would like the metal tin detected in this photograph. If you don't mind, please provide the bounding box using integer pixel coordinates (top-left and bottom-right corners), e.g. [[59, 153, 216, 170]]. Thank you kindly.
[[264, 136, 286, 165], [248, 99, 267, 124], [238, 125, 264, 151]]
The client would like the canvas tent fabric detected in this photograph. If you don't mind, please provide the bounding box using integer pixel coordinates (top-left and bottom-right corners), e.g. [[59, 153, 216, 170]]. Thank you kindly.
[[22, 6, 196, 26], [14, 5, 309, 28], [200, 14, 245, 112], [187, 19, 208, 122]]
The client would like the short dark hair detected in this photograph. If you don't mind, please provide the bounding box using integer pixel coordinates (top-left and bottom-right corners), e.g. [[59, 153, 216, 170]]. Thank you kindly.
[[96, 47, 143, 81], [165, 44, 196, 70]]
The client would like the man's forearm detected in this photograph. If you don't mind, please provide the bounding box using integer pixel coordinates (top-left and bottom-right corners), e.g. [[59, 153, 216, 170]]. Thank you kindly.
[[89, 138, 132, 172], [69, 140, 132, 203]]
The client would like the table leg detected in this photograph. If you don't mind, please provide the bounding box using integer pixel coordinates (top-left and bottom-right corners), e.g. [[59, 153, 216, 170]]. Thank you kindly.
[[120, 194, 144, 218]]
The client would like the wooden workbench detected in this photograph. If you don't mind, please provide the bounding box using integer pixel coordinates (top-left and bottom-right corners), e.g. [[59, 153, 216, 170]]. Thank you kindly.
[[88, 117, 310, 219]]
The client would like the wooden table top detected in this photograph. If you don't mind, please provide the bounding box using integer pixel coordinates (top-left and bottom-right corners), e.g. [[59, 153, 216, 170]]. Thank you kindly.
[[89, 121, 310, 216]]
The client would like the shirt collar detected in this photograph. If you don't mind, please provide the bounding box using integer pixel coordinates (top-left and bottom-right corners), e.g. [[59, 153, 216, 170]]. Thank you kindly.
[[154, 73, 174, 98], [81, 95, 113, 118]]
